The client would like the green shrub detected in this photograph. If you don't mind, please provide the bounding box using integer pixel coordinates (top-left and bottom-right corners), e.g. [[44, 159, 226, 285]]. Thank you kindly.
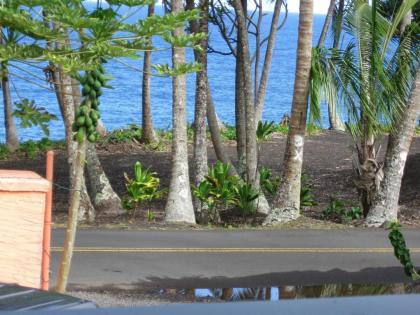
[[123, 161, 166, 215], [300, 186, 317, 207], [0, 145, 10, 160], [103, 124, 142, 144], [322, 198, 362, 222], [220, 125, 236, 141], [256, 121, 276, 142], [233, 183, 259, 216], [259, 167, 279, 195], [192, 161, 260, 222]]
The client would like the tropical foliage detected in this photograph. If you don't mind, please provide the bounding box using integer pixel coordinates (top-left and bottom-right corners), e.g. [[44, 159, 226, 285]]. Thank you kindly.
[[310, 0, 419, 215]]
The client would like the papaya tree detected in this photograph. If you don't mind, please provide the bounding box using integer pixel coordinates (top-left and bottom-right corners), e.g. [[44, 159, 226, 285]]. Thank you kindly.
[[0, 0, 201, 292]]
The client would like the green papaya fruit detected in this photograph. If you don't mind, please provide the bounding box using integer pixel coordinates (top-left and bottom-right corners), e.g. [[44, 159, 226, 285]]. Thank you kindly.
[[85, 117, 93, 127], [88, 125, 96, 133], [87, 75, 95, 86], [87, 133, 96, 143], [90, 89, 97, 98], [77, 127, 86, 143], [96, 88, 102, 97], [76, 116, 86, 127], [97, 73, 108, 84], [92, 69, 102, 79], [94, 80, 102, 91], [79, 105, 89, 115]]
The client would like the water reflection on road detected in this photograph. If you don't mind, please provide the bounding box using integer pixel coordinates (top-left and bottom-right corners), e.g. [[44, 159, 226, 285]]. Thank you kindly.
[[162, 283, 420, 302]]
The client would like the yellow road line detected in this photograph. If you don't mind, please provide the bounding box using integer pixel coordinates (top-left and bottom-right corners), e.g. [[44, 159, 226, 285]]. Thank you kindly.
[[50, 247, 420, 254]]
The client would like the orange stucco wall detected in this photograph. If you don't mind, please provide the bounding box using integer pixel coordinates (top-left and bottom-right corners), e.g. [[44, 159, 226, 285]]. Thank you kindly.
[[0, 171, 50, 288]]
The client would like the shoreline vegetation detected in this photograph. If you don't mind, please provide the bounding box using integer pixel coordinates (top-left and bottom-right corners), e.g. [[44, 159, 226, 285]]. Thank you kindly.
[[1, 124, 419, 230]]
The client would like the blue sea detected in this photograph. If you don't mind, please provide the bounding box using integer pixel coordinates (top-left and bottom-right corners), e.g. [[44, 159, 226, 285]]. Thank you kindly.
[[0, 5, 332, 141]]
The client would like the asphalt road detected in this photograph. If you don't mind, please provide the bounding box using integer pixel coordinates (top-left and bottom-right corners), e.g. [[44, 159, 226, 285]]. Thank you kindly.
[[50, 229, 420, 289]]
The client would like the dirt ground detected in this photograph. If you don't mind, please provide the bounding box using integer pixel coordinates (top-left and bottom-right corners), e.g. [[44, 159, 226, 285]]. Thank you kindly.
[[1, 130, 419, 228]]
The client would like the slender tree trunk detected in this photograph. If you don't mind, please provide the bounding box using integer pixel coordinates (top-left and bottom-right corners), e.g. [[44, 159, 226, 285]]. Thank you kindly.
[[399, 8, 412, 35], [319, 0, 345, 132], [317, 0, 335, 48], [207, 81, 239, 176], [232, 0, 270, 215], [55, 139, 86, 293], [329, 0, 346, 131], [254, 0, 284, 123], [164, 0, 196, 224], [235, 0, 247, 177], [54, 66, 87, 293], [140, 3, 158, 144], [188, 0, 209, 220], [328, 0, 346, 131], [264, 0, 314, 224], [1, 62, 19, 151]]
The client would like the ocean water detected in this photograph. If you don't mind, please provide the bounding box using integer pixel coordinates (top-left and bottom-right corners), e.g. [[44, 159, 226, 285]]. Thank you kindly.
[[0, 5, 332, 141]]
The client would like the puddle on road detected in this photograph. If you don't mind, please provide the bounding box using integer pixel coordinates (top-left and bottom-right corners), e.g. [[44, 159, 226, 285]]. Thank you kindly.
[[159, 283, 420, 302]]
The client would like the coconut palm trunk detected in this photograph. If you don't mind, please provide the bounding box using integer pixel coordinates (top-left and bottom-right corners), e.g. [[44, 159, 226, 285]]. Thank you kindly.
[[329, 0, 346, 131], [264, 0, 313, 224], [164, 0, 196, 224], [0, 61, 19, 151], [140, 3, 158, 144], [366, 66, 420, 226], [317, 0, 335, 48]]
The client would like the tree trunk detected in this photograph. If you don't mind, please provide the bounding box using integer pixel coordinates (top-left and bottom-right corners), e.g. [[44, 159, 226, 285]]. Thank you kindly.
[[1, 62, 19, 151], [329, 0, 346, 131], [54, 65, 87, 293], [264, 0, 314, 224], [234, 0, 247, 177], [317, 0, 335, 48], [399, 8, 412, 35], [254, 0, 284, 123], [207, 81, 239, 176], [188, 0, 209, 220], [232, 0, 270, 215], [55, 139, 86, 293], [85, 142, 124, 215], [164, 0, 196, 224], [140, 3, 158, 144]]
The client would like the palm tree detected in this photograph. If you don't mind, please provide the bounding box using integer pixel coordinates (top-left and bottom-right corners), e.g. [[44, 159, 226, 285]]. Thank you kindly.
[[264, 0, 314, 224], [164, 0, 196, 224], [366, 0, 419, 226], [310, 0, 418, 217]]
